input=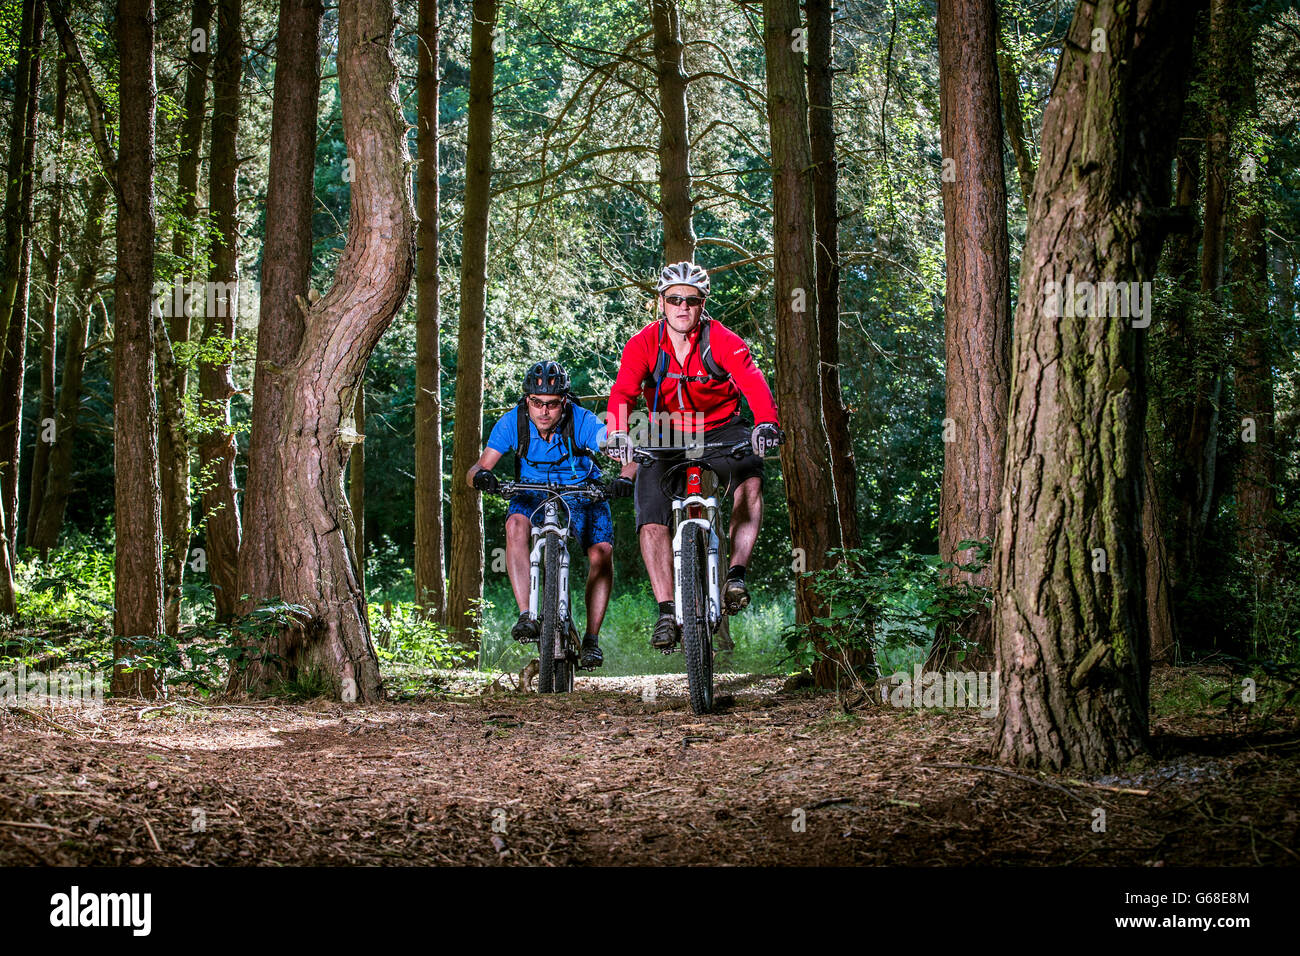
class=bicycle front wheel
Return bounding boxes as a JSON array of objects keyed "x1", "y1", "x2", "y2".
[
  {"x1": 680, "y1": 523, "x2": 714, "y2": 714},
  {"x1": 553, "y1": 618, "x2": 575, "y2": 693},
  {"x1": 538, "y1": 531, "x2": 562, "y2": 694}
]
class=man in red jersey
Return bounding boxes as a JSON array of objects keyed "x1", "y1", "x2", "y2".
[{"x1": 605, "y1": 262, "x2": 783, "y2": 650}]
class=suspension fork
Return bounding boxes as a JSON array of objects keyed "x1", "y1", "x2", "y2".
[{"x1": 527, "y1": 501, "x2": 571, "y2": 654}]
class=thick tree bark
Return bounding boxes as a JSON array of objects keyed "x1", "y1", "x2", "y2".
[
  {"x1": 197, "y1": 0, "x2": 244, "y2": 620},
  {"x1": 0, "y1": 0, "x2": 42, "y2": 576},
  {"x1": 806, "y1": 0, "x2": 859, "y2": 552},
  {"x1": 113, "y1": 0, "x2": 164, "y2": 698},
  {"x1": 413, "y1": 0, "x2": 446, "y2": 624},
  {"x1": 159, "y1": 0, "x2": 213, "y2": 636},
  {"x1": 993, "y1": 0, "x2": 1200, "y2": 771},
  {"x1": 651, "y1": 0, "x2": 695, "y2": 262},
  {"x1": 447, "y1": 0, "x2": 497, "y2": 647},
  {"x1": 236, "y1": 0, "x2": 323, "y2": 615},
  {"x1": 236, "y1": 0, "x2": 414, "y2": 701},
  {"x1": 928, "y1": 0, "x2": 1010, "y2": 673},
  {"x1": 29, "y1": 177, "x2": 109, "y2": 553},
  {"x1": 25, "y1": 59, "x2": 67, "y2": 549},
  {"x1": 1230, "y1": 21, "x2": 1273, "y2": 563},
  {"x1": 765, "y1": 0, "x2": 870, "y2": 689}
]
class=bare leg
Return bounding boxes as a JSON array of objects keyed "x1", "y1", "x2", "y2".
[
  {"x1": 728, "y1": 477, "x2": 764, "y2": 567},
  {"x1": 584, "y1": 542, "x2": 613, "y2": 634},
  {"x1": 639, "y1": 522, "x2": 675, "y2": 603},
  {"x1": 505, "y1": 513, "x2": 532, "y2": 613}
]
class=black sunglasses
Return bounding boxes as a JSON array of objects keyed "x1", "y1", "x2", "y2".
[
  {"x1": 526, "y1": 396, "x2": 565, "y2": 410},
  {"x1": 664, "y1": 294, "x2": 705, "y2": 308}
]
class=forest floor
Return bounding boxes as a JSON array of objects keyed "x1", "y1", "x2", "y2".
[{"x1": 1, "y1": 666, "x2": 1297, "y2": 866}]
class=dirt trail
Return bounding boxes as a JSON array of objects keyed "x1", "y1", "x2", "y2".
[{"x1": 2, "y1": 671, "x2": 1297, "y2": 865}]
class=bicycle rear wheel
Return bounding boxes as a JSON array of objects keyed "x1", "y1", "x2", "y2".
[
  {"x1": 538, "y1": 532, "x2": 561, "y2": 694},
  {"x1": 680, "y1": 523, "x2": 714, "y2": 714}
]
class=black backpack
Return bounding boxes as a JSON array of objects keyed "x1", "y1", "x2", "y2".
[{"x1": 513, "y1": 391, "x2": 592, "y2": 481}]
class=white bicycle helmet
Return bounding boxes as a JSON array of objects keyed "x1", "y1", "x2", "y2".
[{"x1": 655, "y1": 261, "x2": 710, "y2": 296}]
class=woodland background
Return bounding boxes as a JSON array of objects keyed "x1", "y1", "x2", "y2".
[{"x1": 0, "y1": 0, "x2": 1296, "y2": 773}]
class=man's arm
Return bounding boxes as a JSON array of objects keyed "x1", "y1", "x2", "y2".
[
  {"x1": 713, "y1": 324, "x2": 780, "y2": 425},
  {"x1": 466, "y1": 447, "x2": 504, "y2": 488},
  {"x1": 606, "y1": 326, "x2": 653, "y2": 435}
]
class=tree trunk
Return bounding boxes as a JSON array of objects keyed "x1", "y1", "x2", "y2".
[
  {"x1": 996, "y1": 29, "x2": 1036, "y2": 212},
  {"x1": 236, "y1": 0, "x2": 414, "y2": 702},
  {"x1": 349, "y1": 378, "x2": 365, "y2": 601},
  {"x1": 1143, "y1": 446, "x2": 1177, "y2": 664},
  {"x1": 992, "y1": 0, "x2": 1200, "y2": 772},
  {"x1": 112, "y1": 0, "x2": 164, "y2": 698},
  {"x1": 1149, "y1": 82, "x2": 1203, "y2": 633},
  {"x1": 928, "y1": 0, "x2": 1010, "y2": 673},
  {"x1": 0, "y1": 0, "x2": 39, "y2": 352},
  {"x1": 29, "y1": 177, "x2": 109, "y2": 554},
  {"x1": 807, "y1": 0, "x2": 859, "y2": 552},
  {"x1": 0, "y1": 0, "x2": 39, "y2": 613},
  {"x1": 1169, "y1": 0, "x2": 1230, "y2": 588},
  {"x1": 447, "y1": 0, "x2": 497, "y2": 647},
  {"x1": 159, "y1": 0, "x2": 213, "y2": 636},
  {"x1": 0, "y1": 0, "x2": 42, "y2": 575},
  {"x1": 236, "y1": 0, "x2": 323, "y2": 616},
  {"x1": 413, "y1": 0, "x2": 446, "y2": 624},
  {"x1": 25, "y1": 59, "x2": 66, "y2": 550},
  {"x1": 765, "y1": 0, "x2": 870, "y2": 689},
  {"x1": 1229, "y1": 16, "x2": 1272, "y2": 563},
  {"x1": 197, "y1": 0, "x2": 243, "y2": 621},
  {"x1": 25, "y1": 61, "x2": 65, "y2": 542},
  {"x1": 651, "y1": 0, "x2": 695, "y2": 262}
]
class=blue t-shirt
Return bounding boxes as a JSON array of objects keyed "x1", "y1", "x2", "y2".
[{"x1": 486, "y1": 404, "x2": 606, "y2": 484}]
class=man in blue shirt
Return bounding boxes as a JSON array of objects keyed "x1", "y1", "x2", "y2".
[{"x1": 466, "y1": 361, "x2": 632, "y2": 668}]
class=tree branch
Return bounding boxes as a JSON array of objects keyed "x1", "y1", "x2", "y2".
[{"x1": 48, "y1": 0, "x2": 117, "y2": 184}]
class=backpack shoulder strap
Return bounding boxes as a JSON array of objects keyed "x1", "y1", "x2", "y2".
[
  {"x1": 562, "y1": 402, "x2": 577, "y2": 446},
  {"x1": 642, "y1": 321, "x2": 671, "y2": 391},
  {"x1": 514, "y1": 400, "x2": 529, "y2": 481},
  {"x1": 699, "y1": 317, "x2": 731, "y2": 383}
]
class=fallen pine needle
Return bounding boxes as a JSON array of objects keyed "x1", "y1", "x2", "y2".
[
  {"x1": 921, "y1": 761, "x2": 1094, "y2": 808},
  {"x1": 6, "y1": 706, "x2": 84, "y2": 737},
  {"x1": 142, "y1": 818, "x2": 162, "y2": 853},
  {"x1": 0, "y1": 819, "x2": 77, "y2": 835}
]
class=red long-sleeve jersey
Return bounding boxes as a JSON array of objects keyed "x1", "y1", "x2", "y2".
[{"x1": 606, "y1": 318, "x2": 780, "y2": 435}]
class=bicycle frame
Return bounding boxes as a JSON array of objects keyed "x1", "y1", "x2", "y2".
[
  {"x1": 526, "y1": 496, "x2": 572, "y2": 649},
  {"x1": 497, "y1": 481, "x2": 606, "y2": 671},
  {"x1": 632, "y1": 441, "x2": 748, "y2": 642},
  {"x1": 671, "y1": 466, "x2": 722, "y2": 633}
]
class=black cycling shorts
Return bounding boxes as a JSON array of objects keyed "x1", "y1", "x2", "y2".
[{"x1": 634, "y1": 418, "x2": 765, "y2": 529}]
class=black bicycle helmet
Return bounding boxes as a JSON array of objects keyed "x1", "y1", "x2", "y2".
[{"x1": 523, "y1": 360, "x2": 570, "y2": 395}]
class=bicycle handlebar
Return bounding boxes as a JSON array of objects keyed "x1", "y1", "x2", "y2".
[
  {"x1": 491, "y1": 480, "x2": 611, "y2": 501},
  {"x1": 631, "y1": 433, "x2": 785, "y2": 465}
]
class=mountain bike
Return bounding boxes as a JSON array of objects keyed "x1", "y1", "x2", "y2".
[
  {"x1": 631, "y1": 437, "x2": 783, "y2": 714},
  {"x1": 492, "y1": 481, "x2": 611, "y2": 694}
]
